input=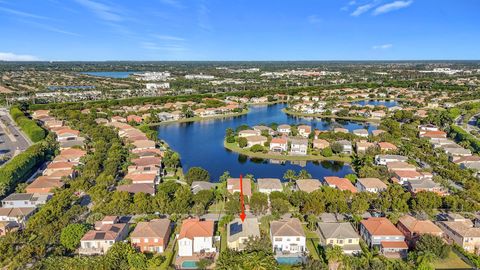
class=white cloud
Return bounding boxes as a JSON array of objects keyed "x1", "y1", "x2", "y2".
[
  {"x1": 140, "y1": 42, "x2": 186, "y2": 52},
  {"x1": 373, "y1": 1, "x2": 413, "y2": 15},
  {"x1": 159, "y1": 0, "x2": 184, "y2": 9},
  {"x1": 74, "y1": 0, "x2": 123, "y2": 22},
  {"x1": 153, "y1": 34, "x2": 185, "y2": 41},
  {"x1": 0, "y1": 6, "x2": 49, "y2": 20},
  {"x1": 0, "y1": 52, "x2": 39, "y2": 61},
  {"x1": 372, "y1": 44, "x2": 393, "y2": 50},
  {"x1": 351, "y1": 3, "x2": 376, "y2": 16}
]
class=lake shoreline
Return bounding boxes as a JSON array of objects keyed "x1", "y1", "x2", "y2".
[
  {"x1": 223, "y1": 140, "x2": 352, "y2": 163},
  {"x1": 148, "y1": 109, "x2": 250, "y2": 126},
  {"x1": 282, "y1": 108, "x2": 381, "y2": 123}
]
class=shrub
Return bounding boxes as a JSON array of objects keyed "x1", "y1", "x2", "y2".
[
  {"x1": 226, "y1": 136, "x2": 235, "y2": 143},
  {"x1": 250, "y1": 145, "x2": 264, "y2": 153},
  {"x1": 238, "y1": 137, "x2": 248, "y2": 148},
  {"x1": 10, "y1": 106, "x2": 45, "y2": 142}
]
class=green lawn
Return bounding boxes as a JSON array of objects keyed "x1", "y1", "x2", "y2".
[
  {"x1": 207, "y1": 201, "x2": 225, "y2": 213},
  {"x1": 302, "y1": 225, "x2": 321, "y2": 260},
  {"x1": 219, "y1": 226, "x2": 227, "y2": 252},
  {"x1": 433, "y1": 251, "x2": 471, "y2": 269}
]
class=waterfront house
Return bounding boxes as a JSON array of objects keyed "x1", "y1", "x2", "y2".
[
  {"x1": 323, "y1": 176, "x2": 357, "y2": 193},
  {"x1": 289, "y1": 138, "x2": 308, "y2": 155},
  {"x1": 336, "y1": 140, "x2": 353, "y2": 154},
  {"x1": 178, "y1": 218, "x2": 216, "y2": 257},
  {"x1": 295, "y1": 179, "x2": 321, "y2": 193},
  {"x1": 312, "y1": 139, "x2": 329, "y2": 150},
  {"x1": 238, "y1": 129, "x2": 261, "y2": 138},
  {"x1": 397, "y1": 215, "x2": 443, "y2": 247},
  {"x1": 227, "y1": 218, "x2": 261, "y2": 251},
  {"x1": 227, "y1": 178, "x2": 252, "y2": 198},
  {"x1": 132, "y1": 140, "x2": 156, "y2": 151},
  {"x1": 79, "y1": 216, "x2": 129, "y2": 255},
  {"x1": 352, "y1": 129, "x2": 369, "y2": 138},
  {"x1": 371, "y1": 129, "x2": 386, "y2": 137},
  {"x1": 277, "y1": 124, "x2": 291, "y2": 135},
  {"x1": 333, "y1": 127, "x2": 349, "y2": 133},
  {"x1": 375, "y1": 154, "x2": 408, "y2": 165},
  {"x1": 360, "y1": 217, "x2": 408, "y2": 258},
  {"x1": 257, "y1": 178, "x2": 283, "y2": 194},
  {"x1": 371, "y1": 110, "x2": 386, "y2": 119},
  {"x1": 246, "y1": 135, "x2": 267, "y2": 148},
  {"x1": 270, "y1": 218, "x2": 306, "y2": 255},
  {"x1": 131, "y1": 219, "x2": 171, "y2": 253},
  {"x1": 355, "y1": 178, "x2": 387, "y2": 193},
  {"x1": 317, "y1": 222, "x2": 361, "y2": 255},
  {"x1": 127, "y1": 115, "x2": 143, "y2": 123},
  {"x1": 270, "y1": 138, "x2": 288, "y2": 152},
  {"x1": 297, "y1": 125, "x2": 311, "y2": 138},
  {"x1": 438, "y1": 214, "x2": 480, "y2": 254},
  {"x1": 253, "y1": 125, "x2": 275, "y2": 136},
  {"x1": 191, "y1": 181, "x2": 216, "y2": 194}
]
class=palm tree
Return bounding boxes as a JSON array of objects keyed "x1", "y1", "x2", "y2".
[
  {"x1": 297, "y1": 169, "x2": 312, "y2": 179},
  {"x1": 325, "y1": 245, "x2": 344, "y2": 269},
  {"x1": 283, "y1": 169, "x2": 297, "y2": 184}
]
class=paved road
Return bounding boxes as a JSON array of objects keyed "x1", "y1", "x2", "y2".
[{"x1": 0, "y1": 108, "x2": 32, "y2": 165}]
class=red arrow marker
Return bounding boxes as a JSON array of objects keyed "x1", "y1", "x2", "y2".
[{"x1": 239, "y1": 174, "x2": 246, "y2": 222}]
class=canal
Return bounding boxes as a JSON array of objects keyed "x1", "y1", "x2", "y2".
[{"x1": 157, "y1": 103, "x2": 378, "y2": 181}]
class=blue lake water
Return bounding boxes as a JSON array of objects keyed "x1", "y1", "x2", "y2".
[
  {"x1": 81, "y1": 71, "x2": 140, "y2": 78},
  {"x1": 351, "y1": 100, "x2": 399, "y2": 108},
  {"x1": 157, "y1": 103, "x2": 377, "y2": 181}
]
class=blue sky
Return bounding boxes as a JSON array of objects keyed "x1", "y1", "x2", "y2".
[{"x1": 0, "y1": 0, "x2": 478, "y2": 61}]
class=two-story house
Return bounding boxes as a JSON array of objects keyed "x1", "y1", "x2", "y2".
[
  {"x1": 270, "y1": 218, "x2": 306, "y2": 255},
  {"x1": 177, "y1": 218, "x2": 216, "y2": 257},
  {"x1": 130, "y1": 219, "x2": 171, "y2": 253},
  {"x1": 79, "y1": 216, "x2": 129, "y2": 255},
  {"x1": 360, "y1": 217, "x2": 408, "y2": 258},
  {"x1": 317, "y1": 222, "x2": 361, "y2": 255}
]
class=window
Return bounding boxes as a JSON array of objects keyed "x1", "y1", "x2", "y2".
[
  {"x1": 348, "y1": 239, "x2": 352, "y2": 244},
  {"x1": 144, "y1": 238, "x2": 149, "y2": 243},
  {"x1": 296, "y1": 238, "x2": 300, "y2": 241},
  {"x1": 275, "y1": 238, "x2": 282, "y2": 242},
  {"x1": 154, "y1": 238, "x2": 158, "y2": 243}
]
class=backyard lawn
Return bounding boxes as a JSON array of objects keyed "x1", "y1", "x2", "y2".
[{"x1": 433, "y1": 251, "x2": 471, "y2": 269}]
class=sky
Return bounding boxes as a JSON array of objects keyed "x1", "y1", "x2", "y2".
[{"x1": 0, "y1": 0, "x2": 479, "y2": 61}]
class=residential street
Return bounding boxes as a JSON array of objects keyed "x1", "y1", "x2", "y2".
[{"x1": 0, "y1": 107, "x2": 32, "y2": 165}]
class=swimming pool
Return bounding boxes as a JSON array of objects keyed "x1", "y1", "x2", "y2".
[
  {"x1": 276, "y1": 256, "x2": 303, "y2": 265},
  {"x1": 181, "y1": 260, "x2": 198, "y2": 269}
]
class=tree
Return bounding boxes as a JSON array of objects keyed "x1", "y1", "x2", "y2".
[
  {"x1": 307, "y1": 214, "x2": 317, "y2": 230},
  {"x1": 250, "y1": 144, "x2": 264, "y2": 153},
  {"x1": 415, "y1": 234, "x2": 450, "y2": 259},
  {"x1": 250, "y1": 192, "x2": 268, "y2": 215},
  {"x1": 196, "y1": 258, "x2": 213, "y2": 270},
  {"x1": 225, "y1": 128, "x2": 234, "y2": 137},
  {"x1": 271, "y1": 198, "x2": 290, "y2": 216},
  {"x1": 185, "y1": 167, "x2": 210, "y2": 185},
  {"x1": 60, "y1": 223, "x2": 89, "y2": 251},
  {"x1": 321, "y1": 147, "x2": 333, "y2": 157},
  {"x1": 297, "y1": 169, "x2": 312, "y2": 179},
  {"x1": 219, "y1": 171, "x2": 231, "y2": 182},
  {"x1": 330, "y1": 142, "x2": 343, "y2": 154},
  {"x1": 238, "y1": 137, "x2": 248, "y2": 148},
  {"x1": 283, "y1": 169, "x2": 297, "y2": 184},
  {"x1": 326, "y1": 245, "x2": 344, "y2": 269},
  {"x1": 132, "y1": 192, "x2": 152, "y2": 214}
]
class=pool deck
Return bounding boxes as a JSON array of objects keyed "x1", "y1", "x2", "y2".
[{"x1": 175, "y1": 253, "x2": 218, "y2": 269}]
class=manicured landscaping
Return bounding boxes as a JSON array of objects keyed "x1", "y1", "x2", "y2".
[
  {"x1": 432, "y1": 250, "x2": 471, "y2": 269},
  {"x1": 282, "y1": 108, "x2": 381, "y2": 123}
]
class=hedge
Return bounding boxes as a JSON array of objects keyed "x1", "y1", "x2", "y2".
[
  {"x1": 9, "y1": 106, "x2": 46, "y2": 142},
  {"x1": 450, "y1": 125, "x2": 480, "y2": 153},
  {"x1": 0, "y1": 141, "x2": 54, "y2": 197}
]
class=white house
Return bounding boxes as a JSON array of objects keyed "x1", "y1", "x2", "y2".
[
  {"x1": 375, "y1": 154, "x2": 408, "y2": 165},
  {"x1": 257, "y1": 178, "x2": 283, "y2": 194},
  {"x1": 270, "y1": 218, "x2": 306, "y2": 255},
  {"x1": 178, "y1": 219, "x2": 216, "y2": 257}
]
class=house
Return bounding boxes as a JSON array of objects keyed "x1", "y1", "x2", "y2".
[
  {"x1": 371, "y1": 111, "x2": 386, "y2": 119},
  {"x1": 407, "y1": 178, "x2": 447, "y2": 196},
  {"x1": 360, "y1": 217, "x2": 408, "y2": 258},
  {"x1": 443, "y1": 146, "x2": 472, "y2": 158},
  {"x1": 277, "y1": 124, "x2": 291, "y2": 135},
  {"x1": 356, "y1": 141, "x2": 375, "y2": 153},
  {"x1": 253, "y1": 125, "x2": 275, "y2": 136},
  {"x1": 377, "y1": 142, "x2": 397, "y2": 152},
  {"x1": 116, "y1": 183, "x2": 155, "y2": 195},
  {"x1": 227, "y1": 178, "x2": 252, "y2": 197},
  {"x1": 79, "y1": 216, "x2": 129, "y2": 255},
  {"x1": 127, "y1": 115, "x2": 143, "y2": 123},
  {"x1": 54, "y1": 148, "x2": 86, "y2": 163},
  {"x1": 372, "y1": 130, "x2": 386, "y2": 137},
  {"x1": 386, "y1": 161, "x2": 417, "y2": 172},
  {"x1": 333, "y1": 128, "x2": 349, "y2": 133},
  {"x1": 124, "y1": 173, "x2": 158, "y2": 184},
  {"x1": 336, "y1": 140, "x2": 353, "y2": 154},
  {"x1": 391, "y1": 170, "x2": 423, "y2": 185},
  {"x1": 131, "y1": 219, "x2": 171, "y2": 253},
  {"x1": 177, "y1": 218, "x2": 216, "y2": 257},
  {"x1": 418, "y1": 124, "x2": 440, "y2": 135},
  {"x1": 0, "y1": 221, "x2": 18, "y2": 236},
  {"x1": 191, "y1": 181, "x2": 216, "y2": 194},
  {"x1": 356, "y1": 178, "x2": 387, "y2": 193},
  {"x1": 270, "y1": 218, "x2": 306, "y2": 254},
  {"x1": 323, "y1": 176, "x2": 357, "y2": 193},
  {"x1": 297, "y1": 125, "x2": 311, "y2": 138},
  {"x1": 238, "y1": 129, "x2": 261, "y2": 138},
  {"x1": 353, "y1": 129, "x2": 369, "y2": 138},
  {"x1": 0, "y1": 207, "x2": 36, "y2": 226},
  {"x1": 270, "y1": 138, "x2": 288, "y2": 152},
  {"x1": 289, "y1": 138, "x2": 308, "y2": 155},
  {"x1": 227, "y1": 218, "x2": 261, "y2": 251},
  {"x1": 25, "y1": 176, "x2": 64, "y2": 194},
  {"x1": 375, "y1": 155, "x2": 408, "y2": 165},
  {"x1": 55, "y1": 128, "x2": 80, "y2": 141},
  {"x1": 420, "y1": 130, "x2": 447, "y2": 139},
  {"x1": 438, "y1": 214, "x2": 480, "y2": 254},
  {"x1": 111, "y1": 116, "x2": 127, "y2": 123},
  {"x1": 246, "y1": 135, "x2": 267, "y2": 148},
  {"x1": 296, "y1": 179, "x2": 321, "y2": 193},
  {"x1": 317, "y1": 222, "x2": 361, "y2": 255},
  {"x1": 397, "y1": 215, "x2": 443, "y2": 247},
  {"x1": 257, "y1": 178, "x2": 283, "y2": 194},
  {"x1": 132, "y1": 140, "x2": 156, "y2": 151},
  {"x1": 312, "y1": 139, "x2": 329, "y2": 150},
  {"x1": 1, "y1": 193, "x2": 51, "y2": 208},
  {"x1": 43, "y1": 162, "x2": 76, "y2": 176}
]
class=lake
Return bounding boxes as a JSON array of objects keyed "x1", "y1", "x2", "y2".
[
  {"x1": 157, "y1": 103, "x2": 377, "y2": 181},
  {"x1": 351, "y1": 100, "x2": 399, "y2": 108},
  {"x1": 81, "y1": 71, "x2": 141, "y2": 78}
]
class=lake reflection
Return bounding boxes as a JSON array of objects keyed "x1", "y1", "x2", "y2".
[{"x1": 157, "y1": 103, "x2": 366, "y2": 181}]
